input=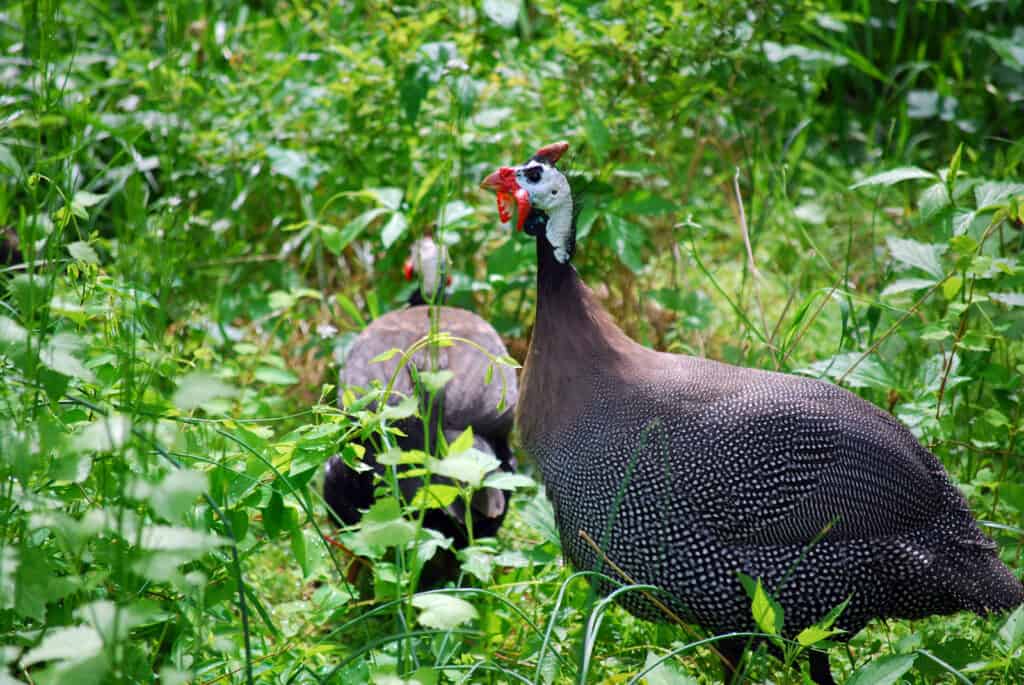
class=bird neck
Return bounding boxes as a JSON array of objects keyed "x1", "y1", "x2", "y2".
[
  {"x1": 407, "y1": 286, "x2": 446, "y2": 307},
  {"x1": 519, "y1": 222, "x2": 638, "y2": 449}
]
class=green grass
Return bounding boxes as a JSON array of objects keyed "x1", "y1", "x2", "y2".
[{"x1": 1, "y1": 1, "x2": 1023, "y2": 683}]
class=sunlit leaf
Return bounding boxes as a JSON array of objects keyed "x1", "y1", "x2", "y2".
[
  {"x1": 411, "y1": 593, "x2": 477, "y2": 629},
  {"x1": 845, "y1": 653, "x2": 916, "y2": 685},
  {"x1": 173, "y1": 372, "x2": 238, "y2": 411},
  {"x1": 886, "y1": 237, "x2": 946, "y2": 279},
  {"x1": 20, "y1": 625, "x2": 103, "y2": 667},
  {"x1": 850, "y1": 167, "x2": 936, "y2": 189},
  {"x1": 642, "y1": 650, "x2": 699, "y2": 685}
]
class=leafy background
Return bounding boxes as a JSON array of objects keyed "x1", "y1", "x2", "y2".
[{"x1": 1, "y1": 0, "x2": 1023, "y2": 683}]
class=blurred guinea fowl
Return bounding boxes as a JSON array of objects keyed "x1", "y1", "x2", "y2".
[
  {"x1": 480, "y1": 142, "x2": 1023, "y2": 684},
  {"x1": 324, "y1": 236, "x2": 518, "y2": 554}
]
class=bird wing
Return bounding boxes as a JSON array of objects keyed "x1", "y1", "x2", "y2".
[
  {"x1": 340, "y1": 306, "x2": 518, "y2": 439},
  {"x1": 655, "y1": 361, "x2": 961, "y2": 546}
]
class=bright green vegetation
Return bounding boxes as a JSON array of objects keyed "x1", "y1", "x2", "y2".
[{"x1": 2, "y1": 1, "x2": 1023, "y2": 683}]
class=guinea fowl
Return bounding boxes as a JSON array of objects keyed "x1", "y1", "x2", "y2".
[
  {"x1": 480, "y1": 143, "x2": 1024, "y2": 684},
  {"x1": 324, "y1": 236, "x2": 518, "y2": 557}
]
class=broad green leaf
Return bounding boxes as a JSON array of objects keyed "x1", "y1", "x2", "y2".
[
  {"x1": 419, "y1": 369, "x2": 453, "y2": 394},
  {"x1": 990, "y1": 292, "x2": 1024, "y2": 307},
  {"x1": 359, "y1": 499, "x2": 416, "y2": 549},
  {"x1": 364, "y1": 187, "x2": 403, "y2": 211},
  {"x1": 172, "y1": 372, "x2": 238, "y2": 411},
  {"x1": 881, "y1": 278, "x2": 936, "y2": 296},
  {"x1": 482, "y1": 472, "x2": 536, "y2": 490},
  {"x1": 458, "y1": 545, "x2": 496, "y2": 582},
  {"x1": 845, "y1": 653, "x2": 916, "y2": 685},
  {"x1": 941, "y1": 275, "x2": 962, "y2": 299},
  {"x1": 0, "y1": 315, "x2": 27, "y2": 344},
  {"x1": 918, "y1": 183, "x2": 950, "y2": 219},
  {"x1": 448, "y1": 427, "x2": 474, "y2": 455},
  {"x1": 369, "y1": 348, "x2": 401, "y2": 364},
  {"x1": 382, "y1": 395, "x2": 418, "y2": 420},
  {"x1": 73, "y1": 191, "x2": 106, "y2": 208},
  {"x1": 254, "y1": 366, "x2": 298, "y2": 385},
  {"x1": 750, "y1": 578, "x2": 783, "y2": 636},
  {"x1": 482, "y1": 0, "x2": 519, "y2": 28},
  {"x1": 138, "y1": 525, "x2": 228, "y2": 551},
  {"x1": 380, "y1": 211, "x2": 407, "y2": 248},
  {"x1": 150, "y1": 470, "x2": 207, "y2": 523},
  {"x1": 851, "y1": 167, "x2": 936, "y2": 189},
  {"x1": 409, "y1": 484, "x2": 461, "y2": 509},
  {"x1": 324, "y1": 208, "x2": 389, "y2": 255},
  {"x1": 439, "y1": 200, "x2": 474, "y2": 226},
  {"x1": 428, "y1": 449, "x2": 500, "y2": 487},
  {"x1": 40, "y1": 333, "x2": 96, "y2": 383},
  {"x1": 20, "y1": 625, "x2": 103, "y2": 667},
  {"x1": 641, "y1": 650, "x2": 699, "y2": 685},
  {"x1": 67, "y1": 241, "x2": 99, "y2": 264},
  {"x1": 975, "y1": 181, "x2": 1024, "y2": 209},
  {"x1": 411, "y1": 593, "x2": 477, "y2": 629},
  {"x1": 886, "y1": 237, "x2": 946, "y2": 279},
  {"x1": 73, "y1": 414, "x2": 131, "y2": 454},
  {"x1": 999, "y1": 603, "x2": 1024, "y2": 653},
  {"x1": 796, "y1": 625, "x2": 838, "y2": 646},
  {"x1": 0, "y1": 548, "x2": 15, "y2": 610}
]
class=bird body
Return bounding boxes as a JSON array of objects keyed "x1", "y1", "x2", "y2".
[
  {"x1": 481, "y1": 143, "x2": 1023, "y2": 681},
  {"x1": 324, "y1": 240, "x2": 518, "y2": 552}
]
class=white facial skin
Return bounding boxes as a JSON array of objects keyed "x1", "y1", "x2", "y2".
[
  {"x1": 516, "y1": 161, "x2": 574, "y2": 263},
  {"x1": 411, "y1": 236, "x2": 444, "y2": 296}
]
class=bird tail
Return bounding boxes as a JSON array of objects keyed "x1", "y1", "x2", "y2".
[{"x1": 939, "y1": 545, "x2": 1024, "y2": 615}]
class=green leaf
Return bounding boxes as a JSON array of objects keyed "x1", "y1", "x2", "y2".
[
  {"x1": 584, "y1": 107, "x2": 611, "y2": 163},
  {"x1": 941, "y1": 275, "x2": 962, "y2": 300},
  {"x1": 40, "y1": 333, "x2": 96, "y2": 383},
  {"x1": 448, "y1": 427, "x2": 474, "y2": 455},
  {"x1": 0, "y1": 143, "x2": 22, "y2": 177},
  {"x1": 369, "y1": 348, "x2": 401, "y2": 364},
  {"x1": 138, "y1": 525, "x2": 228, "y2": 551},
  {"x1": 482, "y1": 472, "x2": 536, "y2": 490},
  {"x1": 881, "y1": 278, "x2": 936, "y2": 296},
  {"x1": 419, "y1": 369, "x2": 454, "y2": 394},
  {"x1": 380, "y1": 211, "x2": 407, "y2": 247},
  {"x1": 67, "y1": 241, "x2": 99, "y2": 264},
  {"x1": 850, "y1": 167, "x2": 936, "y2": 189},
  {"x1": 263, "y1": 492, "x2": 284, "y2": 538},
  {"x1": 428, "y1": 449, "x2": 500, "y2": 487},
  {"x1": 324, "y1": 208, "x2": 389, "y2": 255},
  {"x1": 364, "y1": 187, "x2": 403, "y2": 211},
  {"x1": 73, "y1": 414, "x2": 131, "y2": 454},
  {"x1": 382, "y1": 395, "x2": 418, "y2": 420},
  {"x1": 845, "y1": 653, "x2": 917, "y2": 685},
  {"x1": 998, "y1": 603, "x2": 1024, "y2": 653},
  {"x1": 886, "y1": 237, "x2": 946, "y2": 279},
  {"x1": 254, "y1": 366, "x2": 298, "y2": 385},
  {"x1": 20, "y1": 625, "x2": 103, "y2": 667},
  {"x1": 409, "y1": 484, "x2": 461, "y2": 510},
  {"x1": 0, "y1": 315, "x2": 28, "y2": 344},
  {"x1": 641, "y1": 650, "x2": 699, "y2": 685},
  {"x1": 172, "y1": 372, "x2": 238, "y2": 411},
  {"x1": 796, "y1": 625, "x2": 838, "y2": 646},
  {"x1": 481, "y1": 0, "x2": 519, "y2": 28},
  {"x1": 797, "y1": 352, "x2": 893, "y2": 390},
  {"x1": 73, "y1": 191, "x2": 106, "y2": 208},
  {"x1": 150, "y1": 470, "x2": 207, "y2": 524},
  {"x1": 750, "y1": 578, "x2": 783, "y2": 636},
  {"x1": 411, "y1": 593, "x2": 477, "y2": 629},
  {"x1": 359, "y1": 499, "x2": 416, "y2": 549},
  {"x1": 990, "y1": 292, "x2": 1024, "y2": 307}
]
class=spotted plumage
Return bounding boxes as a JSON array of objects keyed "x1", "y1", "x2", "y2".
[{"x1": 482, "y1": 143, "x2": 1024, "y2": 684}]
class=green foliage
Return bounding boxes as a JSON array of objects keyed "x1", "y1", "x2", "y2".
[{"x1": 1, "y1": 0, "x2": 1022, "y2": 683}]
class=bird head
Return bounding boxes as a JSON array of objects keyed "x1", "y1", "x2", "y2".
[
  {"x1": 404, "y1": 235, "x2": 451, "y2": 304},
  {"x1": 480, "y1": 141, "x2": 575, "y2": 263}
]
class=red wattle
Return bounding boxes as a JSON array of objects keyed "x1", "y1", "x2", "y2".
[{"x1": 514, "y1": 188, "x2": 531, "y2": 232}]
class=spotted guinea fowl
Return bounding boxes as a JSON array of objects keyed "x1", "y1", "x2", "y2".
[
  {"x1": 480, "y1": 142, "x2": 1024, "y2": 684},
  {"x1": 324, "y1": 236, "x2": 518, "y2": 553}
]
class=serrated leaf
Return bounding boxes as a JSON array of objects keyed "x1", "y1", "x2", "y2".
[
  {"x1": 845, "y1": 653, "x2": 916, "y2": 685},
  {"x1": 411, "y1": 593, "x2": 477, "y2": 629},
  {"x1": 172, "y1": 372, "x2": 238, "y2": 411},
  {"x1": 850, "y1": 167, "x2": 936, "y2": 189},
  {"x1": 40, "y1": 332, "x2": 96, "y2": 382},
  {"x1": 150, "y1": 470, "x2": 207, "y2": 523},
  {"x1": 886, "y1": 237, "x2": 946, "y2": 279},
  {"x1": 918, "y1": 183, "x2": 950, "y2": 219},
  {"x1": 359, "y1": 499, "x2": 416, "y2": 549}
]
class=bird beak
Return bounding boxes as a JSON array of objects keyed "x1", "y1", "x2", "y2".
[
  {"x1": 480, "y1": 166, "x2": 531, "y2": 232},
  {"x1": 403, "y1": 259, "x2": 414, "y2": 281}
]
